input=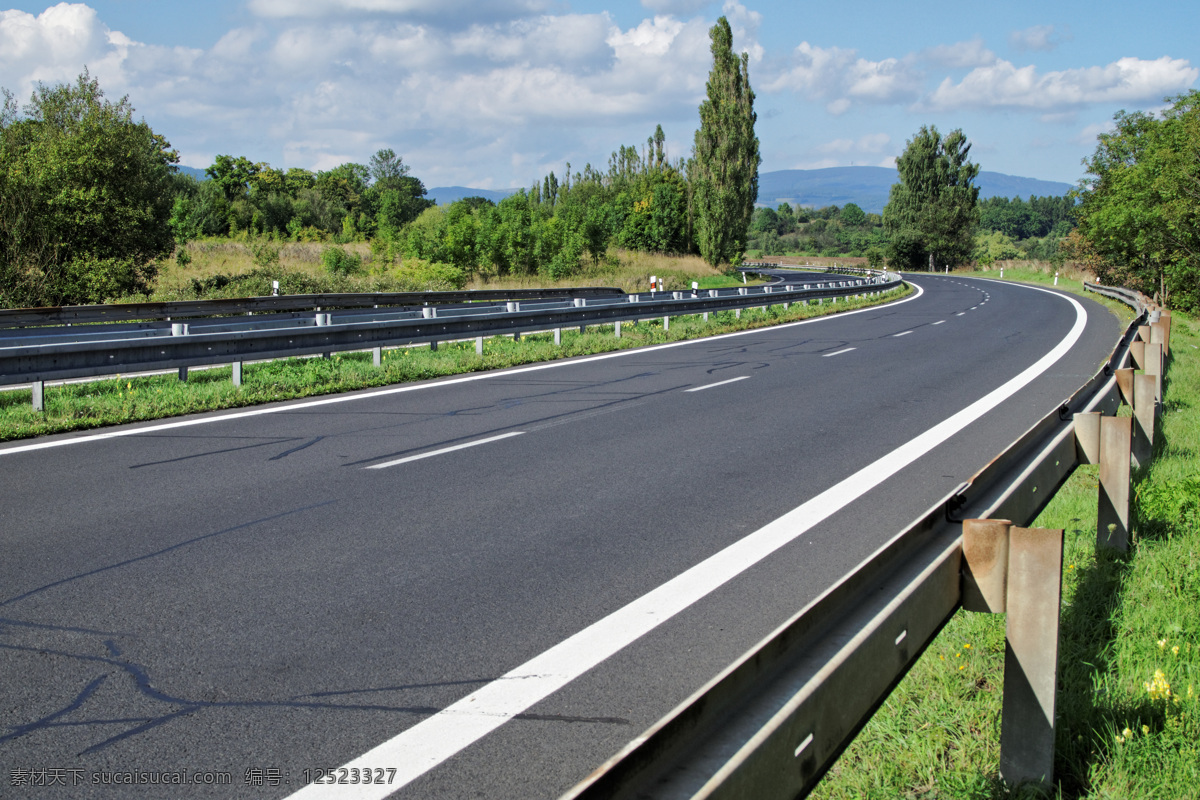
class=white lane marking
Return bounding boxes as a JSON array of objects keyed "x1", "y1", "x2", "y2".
[
  {"x1": 285, "y1": 284, "x2": 1088, "y2": 800},
  {"x1": 822, "y1": 347, "x2": 856, "y2": 358},
  {"x1": 956, "y1": 312, "x2": 966, "y2": 316},
  {"x1": 932, "y1": 321, "x2": 946, "y2": 326},
  {"x1": 893, "y1": 331, "x2": 913, "y2": 337},
  {"x1": 685, "y1": 376, "x2": 750, "y2": 393},
  {"x1": 364, "y1": 432, "x2": 525, "y2": 470},
  {"x1": 0, "y1": 284, "x2": 924, "y2": 458}
]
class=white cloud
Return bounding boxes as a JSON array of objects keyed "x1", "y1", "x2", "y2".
[
  {"x1": 640, "y1": 0, "x2": 711, "y2": 13},
  {"x1": 1009, "y1": 24, "x2": 1067, "y2": 53},
  {"x1": 247, "y1": 0, "x2": 548, "y2": 22},
  {"x1": 765, "y1": 41, "x2": 922, "y2": 112},
  {"x1": 1073, "y1": 120, "x2": 1115, "y2": 146},
  {"x1": 925, "y1": 56, "x2": 1200, "y2": 110},
  {"x1": 922, "y1": 37, "x2": 996, "y2": 69}
]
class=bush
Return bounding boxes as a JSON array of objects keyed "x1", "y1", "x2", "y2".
[{"x1": 322, "y1": 246, "x2": 362, "y2": 276}]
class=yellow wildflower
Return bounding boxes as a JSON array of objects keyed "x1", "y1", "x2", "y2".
[
  {"x1": 1142, "y1": 725, "x2": 1150, "y2": 735},
  {"x1": 1145, "y1": 669, "x2": 1172, "y2": 701},
  {"x1": 1172, "y1": 646, "x2": 1180, "y2": 656},
  {"x1": 1158, "y1": 639, "x2": 1167, "y2": 649},
  {"x1": 964, "y1": 644, "x2": 972, "y2": 650},
  {"x1": 1122, "y1": 727, "x2": 1133, "y2": 738}
]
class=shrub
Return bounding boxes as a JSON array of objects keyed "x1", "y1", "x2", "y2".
[{"x1": 322, "y1": 246, "x2": 363, "y2": 276}]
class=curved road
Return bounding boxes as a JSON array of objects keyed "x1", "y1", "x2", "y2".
[{"x1": 0, "y1": 274, "x2": 1119, "y2": 798}]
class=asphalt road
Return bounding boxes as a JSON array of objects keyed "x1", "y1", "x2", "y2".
[{"x1": 0, "y1": 274, "x2": 1120, "y2": 799}]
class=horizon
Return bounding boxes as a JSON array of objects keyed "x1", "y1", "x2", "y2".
[{"x1": 2, "y1": 1, "x2": 1195, "y2": 189}]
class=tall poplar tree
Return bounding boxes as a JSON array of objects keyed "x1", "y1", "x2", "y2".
[
  {"x1": 883, "y1": 125, "x2": 980, "y2": 270},
  {"x1": 691, "y1": 16, "x2": 759, "y2": 268}
]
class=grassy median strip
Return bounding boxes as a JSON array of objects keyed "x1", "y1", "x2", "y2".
[
  {"x1": 0, "y1": 285, "x2": 909, "y2": 442},
  {"x1": 813, "y1": 307, "x2": 1200, "y2": 799}
]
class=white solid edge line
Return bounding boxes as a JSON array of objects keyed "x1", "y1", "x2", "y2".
[
  {"x1": 822, "y1": 347, "x2": 856, "y2": 358},
  {"x1": 284, "y1": 283, "x2": 1087, "y2": 800},
  {"x1": 685, "y1": 376, "x2": 750, "y2": 393},
  {"x1": 364, "y1": 432, "x2": 524, "y2": 470},
  {"x1": 0, "y1": 283, "x2": 924, "y2": 458}
]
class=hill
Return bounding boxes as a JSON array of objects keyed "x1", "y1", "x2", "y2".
[{"x1": 756, "y1": 167, "x2": 1072, "y2": 214}]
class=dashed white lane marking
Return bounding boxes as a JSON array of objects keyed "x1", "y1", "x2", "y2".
[
  {"x1": 685, "y1": 376, "x2": 751, "y2": 393},
  {"x1": 932, "y1": 321, "x2": 946, "y2": 325},
  {"x1": 956, "y1": 312, "x2": 966, "y2": 316},
  {"x1": 893, "y1": 331, "x2": 913, "y2": 337},
  {"x1": 823, "y1": 347, "x2": 857, "y2": 358},
  {"x1": 364, "y1": 432, "x2": 525, "y2": 469},
  {"x1": 285, "y1": 283, "x2": 1089, "y2": 800},
  {"x1": 0, "y1": 284, "x2": 926, "y2": 458}
]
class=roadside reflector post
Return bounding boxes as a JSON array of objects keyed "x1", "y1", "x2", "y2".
[
  {"x1": 1132, "y1": 373, "x2": 1156, "y2": 467},
  {"x1": 32, "y1": 380, "x2": 45, "y2": 412},
  {"x1": 663, "y1": 316, "x2": 669, "y2": 331},
  {"x1": 476, "y1": 336, "x2": 483, "y2": 355},
  {"x1": 1073, "y1": 412, "x2": 1101, "y2": 465},
  {"x1": 232, "y1": 361, "x2": 243, "y2": 386},
  {"x1": 614, "y1": 321, "x2": 621, "y2": 338},
  {"x1": 373, "y1": 347, "x2": 382, "y2": 367},
  {"x1": 1098, "y1": 416, "x2": 1132, "y2": 551},
  {"x1": 554, "y1": 328, "x2": 561, "y2": 345}
]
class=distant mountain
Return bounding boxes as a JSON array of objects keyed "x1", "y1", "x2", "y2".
[
  {"x1": 757, "y1": 167, "x2": 1072, "y2": 215},
  {"x1": 176, "y1": 165, "x2": 1072, "y2": 215},
  {"x1": 426, "y1": 186, "x2": 521, "y2": 205},
  {"x1": 176, "y1": 165, "x2": 208, "y2": 180}
]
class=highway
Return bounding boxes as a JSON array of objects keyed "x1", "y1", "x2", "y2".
[{"x1": 0, "y1": 274, "x2": 1120, "y2": 798}]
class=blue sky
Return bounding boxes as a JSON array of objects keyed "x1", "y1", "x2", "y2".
[{"x1": 2, "y1": 1, "x2": 1196, "y2": 191}]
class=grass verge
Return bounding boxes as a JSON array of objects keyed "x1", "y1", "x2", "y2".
[
  {"x1": 0, "y1": 285, "x2": 910, "y2": 442},
  {"x1": 812, "y1": 310, "x2": 1200, "y2": 799}
]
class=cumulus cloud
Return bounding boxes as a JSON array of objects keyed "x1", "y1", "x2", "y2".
[
  {"x1": 925, "y1": 55, "x2": 1200, "y2": 110},
  {"x1": 765, "y1": 41, "x2": 922, "y2": 113},
  {"x1": 921, "y1": 37, "x2": 996, "y2": 69},
  {"x1": 0, "y1": 3, "x2": 721, "y2": 186},
  {"x1": 1009, "y1": 24, "x2": 1067, "y2": 53},
  {"x1": 640, "y1": 0, "x2": 711, "y2": 13},
  {"x1": 247, "y1": 0, "x2": 548, "y2": 23}
]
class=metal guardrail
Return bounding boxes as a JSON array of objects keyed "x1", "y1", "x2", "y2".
[
  {"x1": 1, "y1": 270, "x2": 901, "y2": 395},
  {"x1": 563, "y1": 281, "x2": 1159, "y2": 799},
  {"x1": 0, "y1": 287, "x2": 628, "y2": 329}
]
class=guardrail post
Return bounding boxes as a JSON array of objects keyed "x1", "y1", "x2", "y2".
[
  {"x1": 1144, "y1": 342, "x2": 1163, "y2": 402},
  {"x1": 1130, "y1": 339, "x2": 1146, "y2": 370},
  {"x1": 1098, "y1": 416, "x2": 1132, "y2": 551},
  {"x1": 1000, "y1": 526, "x2": 1064, "y2": 790},
  {"x1": 172, "y1": 323, "x2": 190, "y2": 380},
  {"x1": 962, "y1": 520, "x2": 1064, "y2": 789},
  {"x1": 1073, "y1": 412, "x2": 1101, "y2": 465},
  {"x1": 32, "y1": 380, "x2": 45, "y2": 411},
  {"x1": 1132, "y1": 373, "x2": 1156, "y2": 467},
  {"x1": 1115, "y1": 367, "x2": 1135, "y2": 407},
  {"x1": 1150, "y1": 321, "x2": 1169, "y2": 358},
  {"x1": 232, "y1": 361, "x2": 243, "y2": 386}
]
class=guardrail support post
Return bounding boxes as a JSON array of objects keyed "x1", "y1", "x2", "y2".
[
  {"x1": 1132, "y1": 373, "x2": 1156, "y2": 467},
  {"x1": 1098, "y1": 416, "x2": 1132, "y2": 551},
  {"x1": 962, "y1": 520, "x2": 1064, "y2": 789},
  {"x1": 1150, "y1": 321, "x2": 1169, "y2": 358},
  {"x1": 1130, "y1": 340, "x2": 1145, "y2": 370},
  {"x1": 232, "y1": 361, "x2": 243, "y2": 386},
  {"x1": 1073, "y1": 412, "x2": 1101, "y2": 465},
  {"x1": 32, "y1": 380, "x2": 45, "y2": 411},
  {"x1": 1001, "y1": 526, "x2": 1065, "y2": 789},
  {"x1": 1115, "y1": 368, "x2": 1134, "y2": 407},
  {"x1": 1144, "y1": 342, "x2": 1163, "y2": 402}
]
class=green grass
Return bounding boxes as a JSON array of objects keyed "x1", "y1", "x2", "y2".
[
  {"x1": 0, "y1": 285, "x2": 910, "y2": 442},
  {"x1": 813, "y1": 310, "x2": 1200, "y2": 799}
]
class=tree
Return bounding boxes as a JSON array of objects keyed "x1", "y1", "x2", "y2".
[
  {"x1": 883, "y1": 125, "x2": 980, "y2": 270},
  {"x1": 690, "y1": 16, "x2": 760, "y2": 268},
  {"x1": 1, "y1": 71, "x2": 178, "y2": 307},
  {"x1": 1074, "y1": 92, "x2": 1200, "y2": 311}
]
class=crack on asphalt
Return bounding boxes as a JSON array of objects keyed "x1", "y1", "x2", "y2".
[
  {"x1": 269, "y1": 436, "x2": 325, "y2": 460},
  {"x1": 0, "y1": 501, "x2": 337, "y2": 608}
]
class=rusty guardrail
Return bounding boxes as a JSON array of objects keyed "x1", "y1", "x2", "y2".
[{"x1": 562, "y1": 282, "x2": 1169, "y2": 798}]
